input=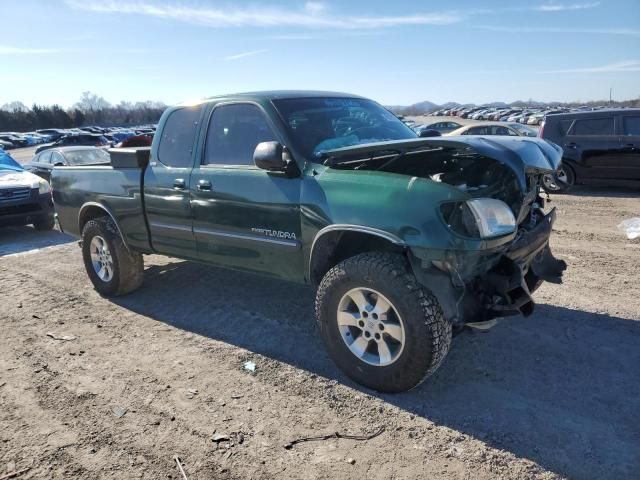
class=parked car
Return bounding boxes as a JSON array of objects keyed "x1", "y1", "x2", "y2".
[
  {"x1": 540, "y1": 108, "x2": 640, "y2": 191},
  {"x1": 24, "y1": 147, "x2": 111, "y2": 182},
  {"x1": 117, "y1": 135, "x2": 153, "y2": 148},
  {"x1": 0, "y1": 149, "x2": 55, "y2": 230},
  {"x1": 35, "y1": 134, "x2": 111, "y2": 153},
  {"x1": 0, "y1": 139, "x2": 15, "y2": 150},
  {"x1": 35, "y1": 129, "x2": 67, "y2": 142},
  {"x1": 52, "y1": 91, "x2": 565, "y2": 393},
  {"x1": 447, "y1": 122, "x2": 538, "y2": 137},
  {"x1": 0, "y1": 134, "x2": 28, "y2": 148},
  {"x1": 419, "y1": 121, "x2": 462, "y2": 134}
]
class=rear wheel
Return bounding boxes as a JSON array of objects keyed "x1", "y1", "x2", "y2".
[
  {"x1": 81, "y1": 217, "x2": 144, "y2": 296},
  {"x1": 315, "y1": 252, "x2": 452, "y2": 393}
]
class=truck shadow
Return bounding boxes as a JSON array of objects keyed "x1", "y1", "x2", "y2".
[
  {"x1": 112, "y1": 258, "x2": 640, "y2": 480},
  {"x1": 0, "y1": 226, "x2": 74, "y2": 256}
]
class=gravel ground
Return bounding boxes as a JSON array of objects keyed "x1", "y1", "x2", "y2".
[{"x1": 1, "y1": 189, "x2": 639, "y2": 479}]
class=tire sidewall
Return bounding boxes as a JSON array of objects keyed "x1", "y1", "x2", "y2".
[
  {"x1": 318, "y1": 265, "x2": 437, "y2": 392},
  {"x1": 82, "y1": 220, "x2": 121, "y2": 295}
]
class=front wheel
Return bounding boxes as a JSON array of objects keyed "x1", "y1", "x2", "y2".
[
  {"x1": 315, "y1": 252, "x2": 452, "y2": 393},
  {"x1": 81, "y1": 216, "x2": 144, "y2": 296}
]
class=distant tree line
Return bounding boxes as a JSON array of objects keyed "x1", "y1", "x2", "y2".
[{"x1": 0, "y1": 91, "x2": 167, "y2": 132}]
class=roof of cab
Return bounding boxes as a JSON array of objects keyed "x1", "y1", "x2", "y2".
[{"x1": 178, "y1": 90, "x2": 364, "y2": 107}]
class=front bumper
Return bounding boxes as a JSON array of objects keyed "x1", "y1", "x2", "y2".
[
  {"x1": 0, "y1": 190, "x2": 54, "y2": 228},
  {"x1": 412, "y1": 208, "x2": 566, "y2": 324}
]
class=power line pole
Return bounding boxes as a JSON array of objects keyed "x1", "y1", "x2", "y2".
[{"x1": 609, "y1": 87, "x2": 613, "y2": 105}]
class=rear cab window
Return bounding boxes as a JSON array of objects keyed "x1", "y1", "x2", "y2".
[{"x1": 157, "y1": 106, "x2": 203, "y2": 168}]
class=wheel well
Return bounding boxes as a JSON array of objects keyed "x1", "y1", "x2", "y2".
[
  {"x1": 309, "y1": 230, "x2": 405, "y2": 286},
  {"x1": 78, "y1": 205, "x2": 110, "y2": 233}
]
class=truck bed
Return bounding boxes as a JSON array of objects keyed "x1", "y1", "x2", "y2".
[{"x1": 52, "y1": 151, "x2": 152, "y2": 252}]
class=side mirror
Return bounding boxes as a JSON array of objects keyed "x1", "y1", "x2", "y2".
[{"x1": 254, "y1": 141, "x2": 287, "y2": 172}]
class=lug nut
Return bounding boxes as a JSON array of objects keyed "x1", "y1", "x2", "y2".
[
  {"x1": 364, "y1": 331, "x2": 371, "y2": 338},
  {"x1": 374, "y1": 333, "x2": 381, "y2": 340}
]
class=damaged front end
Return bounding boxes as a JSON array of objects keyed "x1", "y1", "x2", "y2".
[{"x1": 322, "y1": 136, "x2": 567, "y2": 326}]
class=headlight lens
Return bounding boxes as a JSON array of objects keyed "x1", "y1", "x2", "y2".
[
  {"x1": 38, "y1": 179, "x2": 51, "y2": 194},
  {"x1": 466, "y1": 198, "x2": 516, "y2": 238},
  {"x1": 441, "y1": 198, "x2": 516, "y2": 238}
]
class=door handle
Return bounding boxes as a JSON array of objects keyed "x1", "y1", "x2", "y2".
[
  {"x1": 197, "y1": 179, "x2": 212, "y2": 191},
  {"x1": 173, "y1": 178, "x2": 186, "y2": 190},
  {"x1": 565, "y1": 142, "x2": 577, "y2": 149}
]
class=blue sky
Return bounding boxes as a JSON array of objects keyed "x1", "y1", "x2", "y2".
[{"x1": 1, "y1": 0, "x2": 639, "y2": 107}]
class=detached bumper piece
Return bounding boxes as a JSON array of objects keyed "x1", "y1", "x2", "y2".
[{"x1": 480, "y1": 208, "x2": 566, "y2": 320}]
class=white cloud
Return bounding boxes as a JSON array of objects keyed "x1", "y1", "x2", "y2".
[
  {"x1": 223, "y1": 49, "x2": 268, "y2": 61},
  {"x1": 304, "y1": 2, "x2": 327, "y2": 15},
  {"x1": 476, "y1": 25, "x2": 640, "y2": 36},
  {"x1": 534, "y1": 2, "x2": 600, "y2": 11},
  {"x1": 64, "y1": 0, "x2": 462, "y2": 29},
  {"x1": 543, "y1": 60, "x2": 640, "y2": 73},
  {"x1": 0, "y1": 45, "x2": 59, "y2": 54}
]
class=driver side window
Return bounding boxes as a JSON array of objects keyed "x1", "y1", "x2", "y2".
[{"x1": 204, "y1": 104, "x2": 277, "y2": 166}]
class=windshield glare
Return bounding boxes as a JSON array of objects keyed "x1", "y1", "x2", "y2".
[
  {"x1": 65, "y1": 149, "x2": 110, "y2": 165},
  {"x1": 273, "y1": 97, "x2": 417, "y2": 160}
]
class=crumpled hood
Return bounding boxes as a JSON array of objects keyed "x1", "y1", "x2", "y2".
[
  {"x1": 0, "y1": 169, "x2": 43, "y2": 189},
  {"x1": 321, "y1": 136, "x2": 562, "y2": 190}
]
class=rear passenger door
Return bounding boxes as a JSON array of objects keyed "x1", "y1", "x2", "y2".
[
  {"x1": 144, "y1": 105, "x2": 203, "y2": 259},
  {"x1": 616, "y1": 114, "x2": 640, "y2": 180},
  {"x1": 565, "y1": 116, "x2": 621, "y2": 179},
  {"x1": 190, "y1": 102, "x2": 303, "y2": 281}
]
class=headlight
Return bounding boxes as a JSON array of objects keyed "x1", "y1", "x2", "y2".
[
  {"x1": 441, "y1": 198, "x2": 516, "y2": 238},
  {"x1": 38, "y1": 179, "x2": 51, "y2": 194},
  {"x1": 466, "y1": 198, "x2": 516, "y2": 238}
]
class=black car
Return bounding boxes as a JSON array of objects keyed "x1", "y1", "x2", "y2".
[
  {"x1": 0, "y1": 150, "x2": 55, "y2": 230},
  {"x1": 420, "y1": 121, "x2": 462, "y2": 134},
  {"x1": 25, "y1": 147, "x2": 111, "y2": 182},
  {"x1": 540, "y1": 109, "x2": 640, "y2": 191},
  {"x1": 35, "y1": 129, "x2": 67, "y2": 142},
  {"x1": 35, "y1": 134, "x2": 111, "y2": 154}
]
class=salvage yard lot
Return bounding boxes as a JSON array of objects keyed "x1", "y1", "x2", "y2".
[{"x1": 1, "y1": 190, "x2": 639, "y2": 479}]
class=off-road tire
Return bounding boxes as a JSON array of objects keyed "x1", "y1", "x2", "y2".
[
  {"x1": 315, "y1": 252, "x2": 452, "y2": 393},
  {"x1": 81, "y1": 216, "x2": 144, "y2": 296},
  {"x1": 33, "y1": 216, "x2": 55, "y2": 231}
]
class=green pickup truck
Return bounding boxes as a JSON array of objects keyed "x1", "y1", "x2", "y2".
[{"x1": 52, "y1": 91, "x2": 566, "y2": 392}]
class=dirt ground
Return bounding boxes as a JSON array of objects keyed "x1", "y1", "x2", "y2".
[{"x1": 1, "y1": 188, "x2": 639, "y2": 480}]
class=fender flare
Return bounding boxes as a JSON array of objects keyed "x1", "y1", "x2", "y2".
[
  {"x1": 307, "y1": 224, "x2": 406, "y2": 283},
  {"x1": 78, "y1": 202, "x2": 130, "y2": 250}
]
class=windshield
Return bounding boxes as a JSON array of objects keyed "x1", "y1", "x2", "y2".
[
  {"x1": 511, "y1": 124, "x2": 538, "y2": 137},
  {"x1": 0, "y1": 151, "x2": 23, "y2": 171},
  {"x1": 272, "y1": 97, "x2": 417, "y2": 160},
  {"x1": 65, "y1": 149, "x2": 110, "y2": 165}
]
